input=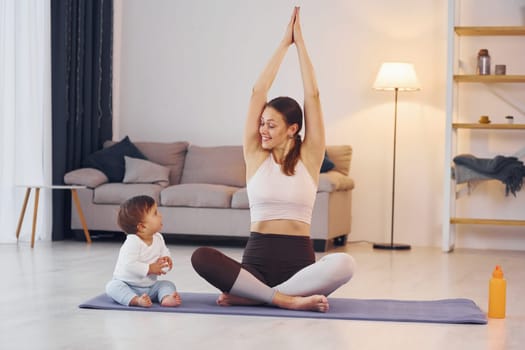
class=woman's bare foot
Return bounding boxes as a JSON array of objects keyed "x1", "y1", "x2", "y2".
[
  {"x1": 217, "y1": 291, "x2": 328, "y2": 312},
  {"x1": 217, "y1": 293, "x2": 263, "y2": 307},
  {"x1": 130, "y1": 293, "x2": 152, "y2": 308},
  {"x1": 161, "y1": 292, "x2": 182, "y2": 307},
  {"x1": 273, "y1": 292, "x2": 329, "y2": 313}
]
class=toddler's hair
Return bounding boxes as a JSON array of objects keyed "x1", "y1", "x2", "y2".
[{"x1": 118, "y1": 195, "x2": 156, "y2": 234}]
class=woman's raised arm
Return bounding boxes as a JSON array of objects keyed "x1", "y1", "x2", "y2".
[
  {"x1": 293, "y1": 8, "x2": 325, "y2": 169},
  {"x1": 243, "y1": 8, "x2": 298, "y2": 160}
]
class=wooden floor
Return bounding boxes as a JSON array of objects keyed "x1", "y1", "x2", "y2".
[{"x1": 2, "y1": 239, "x2": 524, "y2": 350}]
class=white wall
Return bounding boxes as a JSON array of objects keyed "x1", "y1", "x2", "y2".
[{"x1": 116, "y1": 0, "x2": 525, "y2": 250}]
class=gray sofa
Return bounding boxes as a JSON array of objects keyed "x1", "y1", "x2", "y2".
[{"x1": 64, "y1": 140, "x2": 355, "y2": 251}]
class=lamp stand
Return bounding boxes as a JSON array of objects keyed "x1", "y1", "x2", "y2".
[{"x1": 373, "y1": 87, "x2": 411, "y2": 250}]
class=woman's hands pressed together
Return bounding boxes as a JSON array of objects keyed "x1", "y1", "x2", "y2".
[{"x1": 281, "y1": 7, "x2": 296, "y2": 46}]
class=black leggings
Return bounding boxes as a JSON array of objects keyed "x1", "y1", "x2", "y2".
[{"x1": 191, "y1": 232, "x2": 315, "y2": 293}]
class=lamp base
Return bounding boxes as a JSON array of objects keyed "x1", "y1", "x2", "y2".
[{"x1": 373, "y1": 242, "x2": 411, "y2": 250}]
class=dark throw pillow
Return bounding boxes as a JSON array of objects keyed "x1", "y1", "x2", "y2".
[
  {"x1": 320, "y1": 151, "x2": 335, "y2": 173},
  {"x1": 82, "y1": 136, "x2": 147, "y2": 182}
]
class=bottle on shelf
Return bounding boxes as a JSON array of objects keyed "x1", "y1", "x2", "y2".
[
  {"x1": 477, "y1": 49, "x2": 491, "y2": 75},
  {"x1": 488, "y1": 265, "x2": 506, "y2": 318}
]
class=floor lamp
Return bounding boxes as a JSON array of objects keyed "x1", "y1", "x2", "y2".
[{"x1": 372, "y1": 62, "x2": 420, "y2": 250}]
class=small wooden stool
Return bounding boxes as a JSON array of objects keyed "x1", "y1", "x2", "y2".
[{"x1": 16, "y1": 185, "x2": 92, "y2": 248}]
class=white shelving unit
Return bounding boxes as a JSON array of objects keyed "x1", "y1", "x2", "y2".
[{"x1": 442, "y1": 1, "x2": 525, "y2": 252}]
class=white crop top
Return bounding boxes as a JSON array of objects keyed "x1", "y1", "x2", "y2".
[{"x1": 247, "y1": 154, "x2": 317, "y2": 224}]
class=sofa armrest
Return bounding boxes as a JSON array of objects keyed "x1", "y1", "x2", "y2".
[
  {"x1": 318, "y1": 171, "x2": 355, "y2": 192},
  {"x1": 64, "y1": 168, "x2": 108, "y2": 188}
]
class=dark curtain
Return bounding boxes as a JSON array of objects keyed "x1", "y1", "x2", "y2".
[{"x1": 51, "y1": 0, "x2": 113, "y2": 240}]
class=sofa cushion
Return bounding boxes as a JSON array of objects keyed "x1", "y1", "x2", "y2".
[
  {"x1": 133, "y1": 142, "x2": 189, "y2": 185},
  {"x1": 64, "y1": 168, "x2": 108, "y2": 188},
  {"x1": 326, "y1": 145, "x2": 352, "y2": 176},
  {"x1": 318, "y1": 172, "x2": 355, "y2": 192},
  {"x1": 105, "y1": 141, "x2": 189, "y2": 185},
  {"x1": 231, "y1": 187, "x2": 249, "y2": 209},
  {"x1": 93, "y1": 183, "x2": 163, "y2": 204},
  {"x1": 161, "y1": 184, "x2": 239, "y2": 208},
  {"x1": 180, "y1": 145, "x2": 246, "y2": 187},
  {"x1": 123, "y1": 156, "x2": 170, "y2": 187},
  {"x1": 83, "y1": 136, "x2": 147, "y2": 182}
]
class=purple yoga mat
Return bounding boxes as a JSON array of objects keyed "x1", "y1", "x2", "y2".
[{"x1": 79, "y1": 292, "x2": 487, "y2": 324}]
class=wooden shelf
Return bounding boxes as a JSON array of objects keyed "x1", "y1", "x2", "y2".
[
  {"x1": 451, "y1": 217, "x2": 525, "y2": 227},
  {"x1": 443, "y1": 12, "x2": 525, "y2": 251},
  {"x1": 453, "y1": 123, "x2": 525, "y2": 130},
  {"x1": 454, "y1": 75, "x2": 525, "y2": 83},
  {"x1": 455, "y1": 26, "x2": 525, "y2": 36}
]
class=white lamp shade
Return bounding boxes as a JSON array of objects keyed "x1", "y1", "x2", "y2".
[{"x1": 373, "y1": 62, "x2": 421, "y2": 91}]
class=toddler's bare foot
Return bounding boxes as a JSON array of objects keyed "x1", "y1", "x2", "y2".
[
  {"x1": 161, "y1": 292, "x2": 182, "y2": 307},
  {"x1": 273, "y1": 293, "x2": 329, "y2": 313},
  {"x1": 217, "y1": 293, "x2": 263, "y2": 306},
  {"x1": 130, "y1": 293, "x2": 152, "y2": 308}
]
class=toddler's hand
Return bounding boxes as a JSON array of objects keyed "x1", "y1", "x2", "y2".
[
  {"x1": 160, "y1": 256, "x2": 173, "y2": 273},
  {"x1": 149, "y1": 259, "x2": 169, "y2": 275}
]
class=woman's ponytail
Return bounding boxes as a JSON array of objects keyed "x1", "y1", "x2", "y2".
[{"x1": 283, "y1": 135, "x2": 301, "y2": 176}]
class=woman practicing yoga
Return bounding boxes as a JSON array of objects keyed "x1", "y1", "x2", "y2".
[{"x1": 191, "y1": 6, "x2": 355, "y2": 312}]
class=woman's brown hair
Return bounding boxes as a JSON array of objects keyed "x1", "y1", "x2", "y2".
[{"x1": 265, "y1": 96, "x2": 303, "y2": 176}]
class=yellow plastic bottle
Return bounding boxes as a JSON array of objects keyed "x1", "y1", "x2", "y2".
[{"x1": 488, "y1": 265, "x2": 506, "y2": 318}]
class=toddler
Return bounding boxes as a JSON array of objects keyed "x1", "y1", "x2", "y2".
[{"x1": 105, "y1": 195, "x2": 181, "y2": 307}]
